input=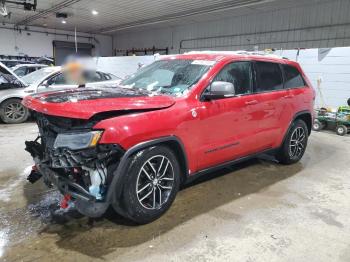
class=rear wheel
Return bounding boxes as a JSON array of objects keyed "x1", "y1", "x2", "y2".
[
  {"x1": 0, "y1": 98, "x2": 29, "y2": 124},
  {"x1": 336, "y1": 125, "x2": 347, "y2": 136},
  {"x1": 276, "y1": 119, "x2": 308, "y2": 165},
  {"x1": 312, "y1": 119, "x2": 324, "y2": 131},
  {"x1": 117, "y1": 145, "x2": 180, "y2": 224}
]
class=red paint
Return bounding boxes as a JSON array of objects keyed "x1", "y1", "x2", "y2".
[
  {"x1": 23, "y1": 53, "x2": 315, "y2": 175},
  {"x1": 60, "y1": 194, "x2": 72, "y2": 209}
]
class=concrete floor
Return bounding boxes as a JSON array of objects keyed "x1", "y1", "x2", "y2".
[{"x1": 0, "y1": 123, "x2": 349, "y2": 262}]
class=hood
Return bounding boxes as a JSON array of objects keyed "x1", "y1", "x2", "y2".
[
  {"x1": 22, "y1": 87, "x2": 176, "y2": 119},
  {"x1": 0, "y1": 61, "x2": 27, "y2": 89}
]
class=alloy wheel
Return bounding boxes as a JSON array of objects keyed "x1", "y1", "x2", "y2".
[
  {"x1": 289, "y1": 127, "x2": 306, "y2": 158},
  {"x1": 136, "y1": 155, "x2": 174, "y2": 210},
  {"x1": 4, "y1": 102, "x2": 26, "y2": 121}
]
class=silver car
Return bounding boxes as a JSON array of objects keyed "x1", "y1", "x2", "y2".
[
  {"x1": 0, "y1": 63, "x2": 120, "y2": 124},
  {"x1": 11, "y1": 64, "x2": 48, "y2": 77}
]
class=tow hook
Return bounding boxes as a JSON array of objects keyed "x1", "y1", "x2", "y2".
[
  {"x1": 27, "y1": 165, "x2": 42, "y2": 184},
  {"x1": 60, "y1": 194, "x2": 74, "y2": 209}
]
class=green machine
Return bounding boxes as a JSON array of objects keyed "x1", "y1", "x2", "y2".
[{"x1": 313, "y1": 100, "x2": 350, "y2": 136}]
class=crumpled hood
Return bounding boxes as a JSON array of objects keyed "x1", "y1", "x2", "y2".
[{"x1": 22, "y1": 87, "x2": 176, "y2": 119}]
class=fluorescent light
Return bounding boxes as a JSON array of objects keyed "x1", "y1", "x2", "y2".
[
  {"x1": 61, "y1": 20, "x2": 66, "y2": 24},
  {"x1": 92, "y1": 10, "x2": 98, "y2": 15}
]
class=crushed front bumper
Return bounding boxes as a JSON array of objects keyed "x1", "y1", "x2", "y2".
[{"x1": 25, "y1": 139, "x2": 124, "y2": 206}]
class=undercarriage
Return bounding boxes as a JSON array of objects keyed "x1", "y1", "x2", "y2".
[{"x1": 25, "y1": 112, "x2": 125, "y2": 217}]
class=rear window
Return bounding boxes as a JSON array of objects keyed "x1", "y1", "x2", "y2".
[
  {"x1": 255, "y1": 61, "x2": 283, "y2": 92},
  {"x1": 282, "y1": 64, "x2": 305, "y2": 88}
]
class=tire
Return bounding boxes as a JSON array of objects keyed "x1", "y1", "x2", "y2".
[
  {"x1": 312, "y1": 119, "x2": 324, "y2": 131},
  {"x1": 117, "y1": 145, "x2": 180, "y2": 224},
  {"x1": 336, "y1": 125, "x2": 347, "y2": 136},
  {"x1": 276, "y1": 119, "x2": 308, "y2": 165},
  {"x1": 0, "y1": 98, "x2": 29, "y2": 124}
]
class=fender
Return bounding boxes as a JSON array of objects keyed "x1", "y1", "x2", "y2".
[
  {"x1": 281, "y1": 110, "x2": 312, "y2": 147},
  {"x1": 106, "y1": 135, "x2": 189, "y2": 205},
  {"x1": 0, "y1": 95, "x2": 25, "y2": 105}
]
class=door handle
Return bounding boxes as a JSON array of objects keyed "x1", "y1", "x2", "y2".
[
  {"x1": 245, "y1": 100, "x2": 258, "y2": 105},
  {"x1": 283, "y1": 94, "x2": 294, "y2": 99}
]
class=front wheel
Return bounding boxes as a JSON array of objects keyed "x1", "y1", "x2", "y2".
[
  {"x1": 117, "y1": 145, "x2": 180, "y2": 224},
  {"x1": 312, "y1": 119, "x2": 324, "y2": 131},
  {"x1": 276, "y1": 119, "x2": 308, "y2": 165},
  {"x1": 336, "y1": 125, "x2": 347, "y2": 136},
  {"x1": 0, "y1": 98, "x2": 29, "y2": 124}
]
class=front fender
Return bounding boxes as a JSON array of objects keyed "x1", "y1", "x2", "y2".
[{"x1": 105, "y1": 136, "x2": 188, "y2": 211}]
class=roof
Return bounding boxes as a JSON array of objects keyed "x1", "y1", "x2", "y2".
[
  {"x1": 162, "y1": 51, "x2": 297, "y2": 65},
  {"x1": 12, "y1": 64, "x2": 48, "y2": 69}
]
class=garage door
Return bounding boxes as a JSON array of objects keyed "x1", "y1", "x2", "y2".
[{"x1": 53, "y1": 41, "x2": 94, "y2": 65}]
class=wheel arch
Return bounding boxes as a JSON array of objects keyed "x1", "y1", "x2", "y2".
[
  {"x1": 294, "y1": 111, "x2": 312, "y2": 135},
  {"x1": 0, "y1": 96, "x2": 24, "y2": 106},
  {"x1": 106, "y1": 136, "x2": 189, "y2": 205},
  {"x1": 280, "y1": 110, "x2": 312, "y2": 148}
]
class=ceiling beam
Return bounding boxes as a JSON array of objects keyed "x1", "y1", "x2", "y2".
[
  {"x1": 96, "y1": 0, "x2": 275, "y2": 34},
  {"x1": 15, "y1": 0, "x2": 82, "y2": 26}
]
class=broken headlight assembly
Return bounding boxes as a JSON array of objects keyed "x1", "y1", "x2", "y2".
[{"x1": 54, "y1": 130, "x2": 103, "y2": 150}]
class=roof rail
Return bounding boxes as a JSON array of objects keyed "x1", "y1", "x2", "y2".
[{"x1": 184, "y1": 50, "x2": 287, "y2": 59}]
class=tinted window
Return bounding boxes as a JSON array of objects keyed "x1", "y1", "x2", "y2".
[
  {"x1": 282, "y1": 64, "x2": 305, "y2": 88},
  {"x1": 48, "y1": 73, "x2": 68, "y2": 85},
  {"x1": 214, "y1": 61, "x2": 253, "y2": 95},
  {"x1": 255, "y1": 62, "x2": 283, "y2": 92}
]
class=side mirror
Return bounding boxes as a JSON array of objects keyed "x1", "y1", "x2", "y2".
[{"x1": 202, "y1": 81, "x2": 235, "y2": 100}]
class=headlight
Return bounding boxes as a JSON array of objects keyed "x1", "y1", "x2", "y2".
[{"x1": 54, "y1": 131, "x2": 103, "y2": 150}]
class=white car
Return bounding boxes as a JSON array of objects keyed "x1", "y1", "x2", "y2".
[
  {"x1": 0, "y1": 65, "x2": 121, "y2": 124},
  {"x1": 11, "y1": 64, "x2": 48, "y2": 77}
]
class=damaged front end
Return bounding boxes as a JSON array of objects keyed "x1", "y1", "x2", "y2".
[{"x1": 25, "y1": 112, "x2": 124, "y2": 217}]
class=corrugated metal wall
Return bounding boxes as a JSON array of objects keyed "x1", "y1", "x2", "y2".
[{"x1": 113, "y1": 0, "x2": 350, "y2": 53}]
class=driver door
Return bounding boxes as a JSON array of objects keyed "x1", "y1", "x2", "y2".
[
  {"x1": 195, "y1": 61, "x2": 264, "y2": 170},
  {"x1": 37, "y1": 73, "x2": 78, "y2": 93}
]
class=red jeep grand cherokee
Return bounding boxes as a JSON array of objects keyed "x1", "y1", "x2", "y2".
[{"x1": 23, "y1": 52, "x2": 315, "y2": 224}]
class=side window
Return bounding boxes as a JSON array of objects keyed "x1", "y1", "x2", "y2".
[
  {"x1": 282, "y1": 64, "x2": 305, "y2": 88},
  {"x1": 47, "y1": 73, "x2": 68, "y2": 85},
  {"x1": 14, "y1": 67, "x2": 27, "y2": 77},
  {"x1": 213, "y1": 61, "x2": 253, "y2": 95},
  {"x1": 103, "y1": 73, "x2": 112, "y2": 80},
  {"x1": 255, "y1": 62, "x2": 283, "y2": 92},
  {"x1": 85, "y1": 71, "x2": 103, "y2": 82},
  {"x1": 27, "y1": 67, "x2": 37, "y2": 74},
  {"x1": 0, "y1": 74, "x2": 9, "y2": 84}
]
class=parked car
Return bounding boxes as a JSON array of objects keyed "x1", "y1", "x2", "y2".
[
  {"x1": 0, "y1": 59, "x2": 34, "y2": 68},
  {"x1": 23, "y1": 52, "x2": 315, "y2": 224},
  {"x1": 0, "y1": 64, "x2": 120, "y2": 124},
  {"x1": 11, "y1": 64, "x2": 48, "y2": 77},
  {"x1": 0, "y1": 61, "x2": 29, "y2": 124}
]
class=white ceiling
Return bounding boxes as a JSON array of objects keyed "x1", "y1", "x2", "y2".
[{"x1": 0, "y1": 0, "x2": 325, "y2": 35}]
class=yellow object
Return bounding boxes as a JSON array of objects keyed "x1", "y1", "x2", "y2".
[{"x1": 90, "y1": 131, "x2": 102, "y2": 147}]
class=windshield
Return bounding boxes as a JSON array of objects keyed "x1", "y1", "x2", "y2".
[
  {"x1": 121, "y1": 59, "x2": 213, "y2": 96},
  {"x1": 22, "y1": 67, "x2": 58, "y2": 85}
]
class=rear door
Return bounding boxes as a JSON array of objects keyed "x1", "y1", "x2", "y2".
[{"x1": 253, "y1": 61, "x2": 292, "y2": 148}]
